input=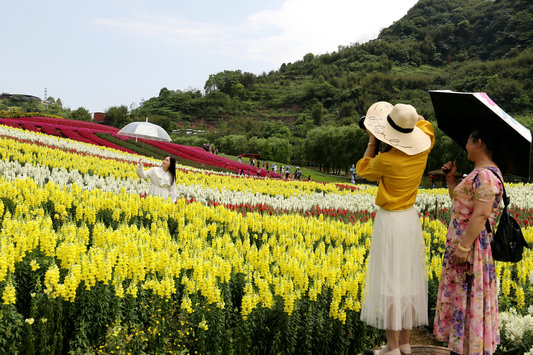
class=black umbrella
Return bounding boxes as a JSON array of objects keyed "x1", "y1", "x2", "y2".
[{"x1": 429, "y1": 90, "x2": 532, "y2": 179}]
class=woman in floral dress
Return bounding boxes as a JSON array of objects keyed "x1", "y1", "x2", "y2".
[{"x1": 433, "y1": 128, "x2": 507, "y2": 355}]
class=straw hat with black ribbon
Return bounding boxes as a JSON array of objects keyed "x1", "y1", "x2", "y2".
[{"x1": 363, "y1": 101, "x2": 431, "y2": 156}]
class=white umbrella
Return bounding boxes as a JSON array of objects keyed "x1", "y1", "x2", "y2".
[{"x1": 117, "y1": 117, "x2": 171, "y2": 142}]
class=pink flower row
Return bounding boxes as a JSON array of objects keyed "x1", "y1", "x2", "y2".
[{"x1": 0, "y1": 116, "x2": 118, "y2": 132}]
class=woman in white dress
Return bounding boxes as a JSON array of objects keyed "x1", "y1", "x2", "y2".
[
  {"x1": 137, "y1": 156, "x2": 177, "y2": 203},
  {"x1": 356, "y1": 102, "x2": 435, "y2": 355}
]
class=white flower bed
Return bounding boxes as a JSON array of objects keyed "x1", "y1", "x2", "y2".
[
  {"x1": 499, "y1": 306, "x2": 533, "y2": 354},
  {"x1": 2, "y1": 157, "x2": 531, "y2": 216},
  {"x1": 2, "y1": 123, "x2": 531, "y2": 214}
]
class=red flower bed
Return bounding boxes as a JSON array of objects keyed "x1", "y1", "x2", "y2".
[
  {"x1": 0, "y1": 121, "x2": 21, "y2": 129},
  {"x1": 39, "y1": 125, "x2": 62, "y2": 137},
  {"x1": 335, "y1": 183, "x2": 361, "y2": 192},
  {"x1": 60, "y1": 128, "x2": 95, "y2": 145},
  {"x1": 202, "y1": 200, "x2": 375, "y2": 222},
  {"x1": 20, "y1": 123, "x2": 40, "y2": 133}
]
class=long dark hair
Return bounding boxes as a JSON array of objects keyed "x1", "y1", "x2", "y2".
[
  {"x1": 470, "y1": 127, "x2": 511, "y2": 175},
  {"x1": 166, "y1": 156, "x2": 176, "y2": 185}
]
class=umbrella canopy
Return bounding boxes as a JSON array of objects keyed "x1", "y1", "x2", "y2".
[
  {"x1": 429, "y1": 90, "x2": 532, "y2": 179},
  {"x1": 117, "y1": 118, "x2": 171, "y2": 142}
]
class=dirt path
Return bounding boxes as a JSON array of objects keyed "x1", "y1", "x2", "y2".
[
  {"x1": 411, "y1": 326, "x2": 442, "y2": 346},
  {"x1": 360, "y1": 327, "x2": 451, "y2": 355}
]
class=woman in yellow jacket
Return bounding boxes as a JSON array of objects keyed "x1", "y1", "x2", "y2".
[{"x1": 356, "y1": 102, "x2": 435, "y2": 355}]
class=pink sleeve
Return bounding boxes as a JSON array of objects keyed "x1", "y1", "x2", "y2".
[{"x1": 473, "y1": 169, "x2": 501, "y2": 203}]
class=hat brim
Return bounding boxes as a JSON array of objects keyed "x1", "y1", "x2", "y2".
[{"x1": 363, "y1": 102, "x2": 430, "y2": 155}]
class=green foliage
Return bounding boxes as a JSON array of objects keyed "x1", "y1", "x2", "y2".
[
  {"x1": 0, "y1": 304, "x2": 24, "y2": 353},
  {"x1": 204, "y1": 70, "x2": 255, "y2": 98},
  {"x1": 171, "y1": 135, "x2": 209, "y2": 147},
  {"x1": 289, "y1": 137, "x2": 306, "y2": 166},
  {"x1": 265, "y1": 137, "x2": 291, "y2": 164},
  {"x1": 214, "y1": 134, "x2": 248, "y2": 156},
  {"x1": 68, "y1": 107, "x2": 92, "y2": 122},
  {"x1": 306, "y1": 125, "x2": 367, "y2": 174},
  {"x1": 257, "y1": 120, "x2": 292, "y2": 139},
  {"x1": 104, "y1": 106, "x2": 131, "y2": 128},
  {"x1": 0, "y1": 111, "x2": 64, "y2": 119},
  {"x1": 311, "y1": 102, "x2": 324, "y2": 126},
  {"x1": 144, "y1": 114, "x2": 174, "y2": 133},
  {"x1": 0, "y1": 94, "x2": 81, "y2": 119}
]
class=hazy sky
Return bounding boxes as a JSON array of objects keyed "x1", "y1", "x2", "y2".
[{"x1": 2, "y1": 0, "x2": 418, "y2": 113}]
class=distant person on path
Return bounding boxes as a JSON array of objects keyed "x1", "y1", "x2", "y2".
[
  {"x1": 433, "y1": 127, "x2": 505, "y2": 355},
  {"x1": 238, "y1": 155, "x2": 242, "y2": 164},
  {"x1": 356, "y1": 102, "x2": 434, "y2": 355},
  {"x1": 137, "y1": 156, "x2": 177, "y2": 203}
]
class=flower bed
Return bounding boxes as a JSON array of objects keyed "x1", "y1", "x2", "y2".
[
  {"x1": 2, "y1": 116, "x2": 277, "y2": 176},
  {"x1": 0, "y1": 120, "x2": 531, "y2": 354}
]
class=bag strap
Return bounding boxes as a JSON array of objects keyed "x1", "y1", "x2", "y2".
[{"x1": 476, "y1": 168, "x2": 507, "y2": 234}]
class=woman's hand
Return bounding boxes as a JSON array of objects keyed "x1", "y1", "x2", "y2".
[
  {"x1": 441, "y1": 161, "x2": 457, "y2": 178},
  {"x1": 363, "y1": 130, "x2": 379, "y2": 158},
  {"x1": 442, "y1": 161, "x2": 458, "y2": 199},
  {"x1": 452, "y1": 242, "x2": 471, "y2": 264},
  {"x1": 452, "y1": 248, "x2": 469, "y2": 264}
]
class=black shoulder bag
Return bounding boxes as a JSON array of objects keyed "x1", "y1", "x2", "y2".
[{"x1": 483, "y1": 169, "x2": 529, "y2": 262}]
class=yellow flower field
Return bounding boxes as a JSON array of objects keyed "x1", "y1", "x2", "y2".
[{"x1": 0, "y1": 125, "x2": 531, "y2": 354}]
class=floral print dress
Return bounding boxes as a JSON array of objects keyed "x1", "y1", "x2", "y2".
[{"x1": 433, "y1": 167, "x2": 503, "y2": 355}]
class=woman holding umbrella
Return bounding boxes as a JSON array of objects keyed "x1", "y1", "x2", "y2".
[
  {"x1": 433, "y1": 127, "x2": 506, "y2": 355},
  {"x1": 357, "y1": 102, "x2": 434, "y2": 355},
  {"x1": 137, "y1": 156, "x2": 178, "y2": 203}
]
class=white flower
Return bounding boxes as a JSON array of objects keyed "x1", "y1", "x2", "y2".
[{"x1": 500, "y1": 308, "x2": 533, "y2": 343}]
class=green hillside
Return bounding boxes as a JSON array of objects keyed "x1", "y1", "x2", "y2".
[
  {"x1": 123, "y1": 0, "x2": 533, "y2": 178},
  {"x1": 130, "y1": 0, "x2": 533, "y2": 126}
]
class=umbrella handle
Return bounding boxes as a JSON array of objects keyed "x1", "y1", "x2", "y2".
[{"x1": 443, "y1": 151, "x2": 463, "y2": 173}]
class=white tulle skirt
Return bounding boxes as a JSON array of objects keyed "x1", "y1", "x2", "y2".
[{"x1": 360, "y1": 207, "x2": 428, "y2": 330}]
